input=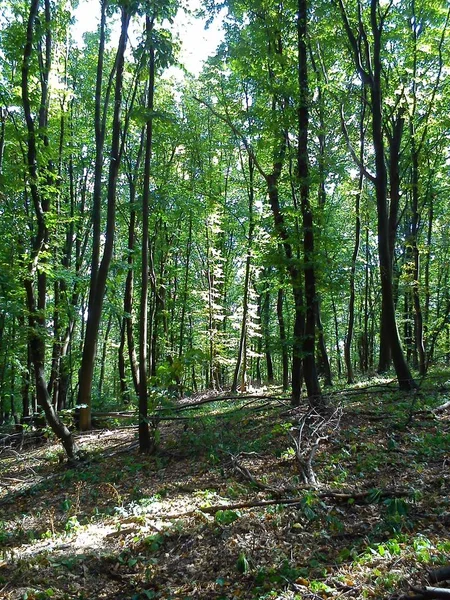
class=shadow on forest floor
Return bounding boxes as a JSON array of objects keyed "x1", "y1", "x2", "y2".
[{"x1": 0, "y1": 380, "x2": 449, "y2": 599}]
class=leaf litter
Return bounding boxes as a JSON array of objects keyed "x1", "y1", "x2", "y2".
[{"x1": 0, "y1": 385, "x2": 449, "y2": 600}]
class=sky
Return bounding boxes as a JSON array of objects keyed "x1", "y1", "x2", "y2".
[{"x1": 72, "y1": 0, "x2": 226, "y2": 76}]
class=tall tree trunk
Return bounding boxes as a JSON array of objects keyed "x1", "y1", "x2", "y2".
[
  {"x1": 232, "y1": 156, "x2": 254, "y2": 393},
  {"x1": 123, "y1": 179, "x2": 140, "y2": 397},
  {"x1": 139, "y1": 18, "x2": 155, "y2": 453},
  {"x1": 77, "y1": 6, "x2": 131, "y2": 427},
  {"x1": 178, "y1": 215, "x2": 193, "y2": 358},
  {"x1": 21, "y1": 0, "x2": 78, "y2": 459},
  {"x1": 338, "y1": 0, "x2": 416, "y2": 390},
  {"x1": 410, "y1": 132, "x2": 426, "y2": 375},
  {"x1": 378, "y1": 112, "x2": 404, "y2": 372},
  {"x1": 309, "y1": 44, "x2": 332, "y2": 388},
  {"x1": 276, "y1": 286, "x2": 289, "y2": 392},
  {"x1": 344, "y1": 88, "x2": 365, "y2": 384},
  {"x1": 369, "y1": 2, "x2": 416, "y2": 389},
  {"x1": 297, "y1": 0, "x2": 323, "y2": 407}
]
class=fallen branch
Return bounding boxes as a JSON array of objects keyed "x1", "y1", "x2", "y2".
[
  {"x1": 231, "y1": 454, "x2": 286, "y2": 496},
  {"x1": 156, "y1": 487, "x2": 413, "y2": 520},
  {"x1": 429, "y1": 567, "x2": 450, "y2": 584},
  {"x1": 411, "y1": 586, "x2": 450, "y2": 599},
  {"x1": 165, "y1": 393, "x2": 288, "y2": 413},
  {"x1": 289, "y1": 408, "x2": 342, "y2": 485},
  {"x1": 431, "y1": 400, "x2": 450, "y2": 414}
]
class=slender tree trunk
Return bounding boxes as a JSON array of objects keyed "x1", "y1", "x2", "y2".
[
  {"x1": 370, "y1": 3, "x2": 416, "y2": 390},
  {"x1": 139, "y1": 19, "x2": 155, "y2": 453},
  {"x1": 316, "y1": 307, "x2": 332, "y2": 386},
  {"x1": 77, "y1": 7, "x2": 131, "y2": 427},
  {"x1": 330, "y1": 292, "x2": 342, "y2": 378},
  {"x1": 362, "y1": 226, "x2": 370, "y2": 373},
  {"x1": 21, "y1": 0, "x2": 78, "y2": 459},
  {"x1": 232, "y1": 155, "x2": 254, "y2": 392},
  {"x1": 118, "y1": 318, "x2": 130, "y2": 404},
  {"x1": 179, "y1": 215, "x2": 193, "y2": 358},
  {"x1": 291, "y1": 287, "x2": 305, "y2": 405},
  {"x1": 345, "y1": 88, "x2": 365, "y2": 384},
  {"x1": 123, "y1": 180, "x2": 140, "y2": 397},
  {"x1": 276, "y1": 286, "x2": 289, "y2": 392},
  {"x1": 410, "y1": 132, "x2": 426, "y2": 375},
  {"x1": 262, "y1": 288, "x2": 274, "y2": 384},
  {"x1": 297, "y1": 0, "x2": 323, "y2": 407},
  {"x1": 98, "y1": 313, "x2": 112, "y2": 399},
  {"x1": 309, "y1": 46, "x2": 332, "y2": 388}
]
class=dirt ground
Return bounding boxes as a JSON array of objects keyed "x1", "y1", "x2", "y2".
[{"x1": 0, "y1": 386, "x2": 449, "y2": 600}]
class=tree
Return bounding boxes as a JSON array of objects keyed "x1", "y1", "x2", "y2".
[
  {"x1": 337, "y1": 0, "x2": 417, "y2": 391},
  {"x1": 20, "y1": 0, "x2": 79, "y2": 459},
  {"x1": 77, "y1": 1, "x2": 131, "y2": 429}
]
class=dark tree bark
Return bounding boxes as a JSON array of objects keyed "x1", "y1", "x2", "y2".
[
  {"x1": 276, "y1": 286, "x2": 289, "y2": 392},
  {"x1": 139, "y1": 17, "x2": 156, "y2": 453},
  {"x1": 297, "y1": 0, "x2": 323, "y2": 406},
  {"x1": 77, "y1": 5, "x2": 131, "y2": 427},
  {"x1": 378, "y1": 111, "x2": 404, "y2": 372},
  {"x1": 21, "y1": 0, "x2": 79, "y2": 459},
  {"x1": 344, "y1": 88, "x2": 365, "y2": 384},
  {"x1": 309, "y1": 45, "x2": 332, "y2": 388},
  {"x1": 338, "y1": 0, "x2": 417, "y2": 391}
]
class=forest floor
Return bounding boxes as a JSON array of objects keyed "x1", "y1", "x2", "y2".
[{"x1": 0, "y1": 376, "x2": 449, "y2": 600}]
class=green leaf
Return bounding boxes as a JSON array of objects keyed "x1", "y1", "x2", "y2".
[
  {"x1": 236, "y1": 552, "x2": 250, "y2": 574},
  {"x1": 215, "y1": 509, "x2": 241, "y2": 525}
]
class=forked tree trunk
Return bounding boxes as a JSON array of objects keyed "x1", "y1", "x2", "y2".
[
  {"x1": 338, "y1": 0, "x2": 416, "y2": 391},
  {"x1": 370, "y1": 3, "x2": 416, "y2": 390},
  {"x1": 77, "y1": 6, "x2": 131, "y2": 427}
]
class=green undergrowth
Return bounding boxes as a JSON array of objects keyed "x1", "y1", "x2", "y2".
[{"x1": 1, "y1": 381, "x2": 449, "y2": 599}]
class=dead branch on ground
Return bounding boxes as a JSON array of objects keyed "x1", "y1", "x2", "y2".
[{"x1": 289, "y1": 407, "x2": 342, "y2": 485}]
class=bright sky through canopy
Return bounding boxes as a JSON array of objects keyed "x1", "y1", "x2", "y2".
[{"x1": 72, "y1": 0, "x2": 225, "y2": 76}]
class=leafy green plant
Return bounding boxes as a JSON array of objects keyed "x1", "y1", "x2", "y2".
[
  {"x1": 215, "y1": 509, "x2": 241, "y2": 525},
  {"x1": 297, "y1": 491, "x2": 321, "y2": 521},
  {"x1": 64, "y1": 516, "x2": 80, "y2": 533},
  {"x1": 236, "y1": 551, "x2": 250, "y2": 574},
  {"x1": 144, "y1": 533, "x2": 166, "y2": 553},
  {"x1": 382, "y1": 497, "x2": 412, "y2": 533},
  {"x1": 0, "y1": 521, "x2": 10, "y2": 545}
]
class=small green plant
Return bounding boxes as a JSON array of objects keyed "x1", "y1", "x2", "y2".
[
  {"x1": 64, "y1": 516, "x2": 80, "y2": 533},
  {"x1": 144, "y1": 533, "x2": 165, "y2": 553},
  {"x1": 215, "y1": 509, "x2": 241, "y2": 525},
  {"x1": 271, "y1": 422, "x2": 293, "y2": 436},
  {"x1": 236, "y1": 551, "x2": 250, "y2": 574},
  {"x1": 0, "y1": 521, "x2": 10, "y2": 544},
  {"x1": 383, "y1": 497, "x2": 412, "y2": 533},
  {"x1": 297, "y1": 491, "x2": 321, "y2": 521},
  {"x1": 413, "y1": 534, "x2": 433, "y2": 562},
  {"x1": 310, "y1": 580, "x2": 334, "y2": 594}
]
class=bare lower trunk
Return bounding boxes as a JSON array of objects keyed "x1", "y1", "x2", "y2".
[{"x1": 277, "y1": 286, "x2": 289, "y2": 392}]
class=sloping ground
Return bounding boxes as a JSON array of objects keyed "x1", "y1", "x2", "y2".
[{"x1": 0, "y1": 383, "x2": 449, "y2": 600}]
